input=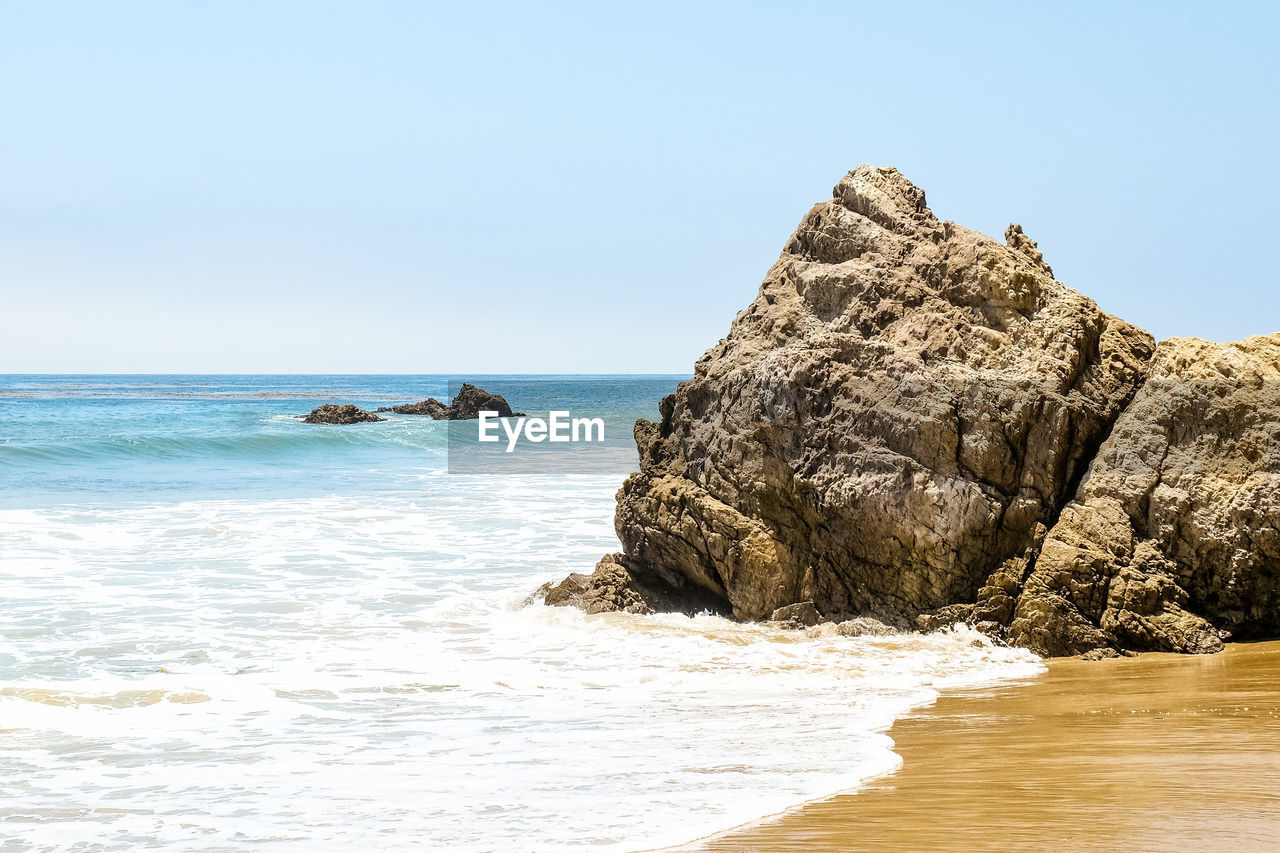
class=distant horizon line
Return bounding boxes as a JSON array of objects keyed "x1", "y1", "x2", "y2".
[{"x1": 0, "y1": 372, "x2": 695, "y2": 377}]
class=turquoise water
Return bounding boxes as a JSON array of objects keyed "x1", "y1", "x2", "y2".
[
  {"x1": 0, "y1": 375, "x2": 1044, "y2": 851},
  {"x1": 0, "y1": 375, "x2": 675, "y2": 506}
]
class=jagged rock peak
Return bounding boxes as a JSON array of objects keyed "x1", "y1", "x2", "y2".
[
  {"x1": 1005, "y1": 223, "x2": 1054, "y2": 278},
  {"x1": 833, "y1": 165, "x2": 936, "y2": 232},
  {"x1": 543, "y1": 166, "x2": 1279, "y2": 659}
]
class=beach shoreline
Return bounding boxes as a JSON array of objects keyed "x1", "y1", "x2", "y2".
[{"x1": 684, "y1": 640, "x2": 1280, "y2": 852}]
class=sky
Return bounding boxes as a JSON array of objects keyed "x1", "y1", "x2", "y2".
[{"x1": 1, "y1": 1, "x2": 1277, "y2": 373}]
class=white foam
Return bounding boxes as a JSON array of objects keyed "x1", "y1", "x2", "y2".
[{"x1": 0, "y1": 480, "x2": 1044, "y2": 850}]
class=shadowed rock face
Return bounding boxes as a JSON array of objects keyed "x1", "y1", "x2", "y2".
[
  {"x1": 546, "y1": 165, "x2": 1280, "y2": 657},
  {"x1": 541, "y1": 553, "x2": 731, "y2": 617}
]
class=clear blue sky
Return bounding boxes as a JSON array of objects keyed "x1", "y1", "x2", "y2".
[{"x1": 2, "y1": 1, "x2": 1276, "y2": 373}]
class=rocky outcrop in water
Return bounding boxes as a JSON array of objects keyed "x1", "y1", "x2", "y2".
[
  {"x1": 303, "y1": 404, "x2": 386, "y2": 424},
  {"x1": 542, "y1": 553, "x2": 729, "y2": 617},
  {"x1": 378, "y1": 399, "x2": 449, "y2": 417},
  {"x1": 440, "y1": 383, "x2": 524, "y2": 419},
  {"x1": 546, "y1": 165, "x2": 1280, "y2": 657},
  {"x1": 376, "y1": 384, "x2": 523, "y2": 419}
]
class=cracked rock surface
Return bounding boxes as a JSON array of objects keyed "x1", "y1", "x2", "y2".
[
  {"x1": 546, "y1": 166, "x2": 1280, "y2": 657},
  {"x1": 1005, "y1": 335, "x2": 1280, "y2": 655}
]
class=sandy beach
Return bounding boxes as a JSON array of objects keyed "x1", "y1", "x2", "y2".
[{"x1": 690, "y1": 640, "x2": 1280, "y2": 852}]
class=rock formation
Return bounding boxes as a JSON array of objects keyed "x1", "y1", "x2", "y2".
[
  {"x1": 377, "y1": 399, "x2": 448, "y2": 417},
  {"x1": 376, "y1": 384, "x2": 523, "y2": 419},
  {"x1": 541, "y1": 553, "x2": 729, "y2": 617},
  {"x1": 1004, "y1": 335, "x2": 1280, "y2": 655},
  {"x1": 303, "y1": 404, "x2": 386, "y2": 424},
  {"x1": 544, "y1": 165, "x2": 1280, "y2": 657}
]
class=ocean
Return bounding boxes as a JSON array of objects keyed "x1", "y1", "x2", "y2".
[{"x1": 0, "y1": 375, "x2": 1044, "y2": 851}]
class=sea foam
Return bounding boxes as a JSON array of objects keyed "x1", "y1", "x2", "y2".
[{"x1": 0, "y1": 477, "x2": 1043, "y2": 851}]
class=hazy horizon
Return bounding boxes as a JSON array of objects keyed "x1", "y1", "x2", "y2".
[
  {"x1": 0, "y1": 372, "x2": 692, "y2": 377},
  {"x1": 4, "y1": 1, "x2": 1278, "y2": 373}
]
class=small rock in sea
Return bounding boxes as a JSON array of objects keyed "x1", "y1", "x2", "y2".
[
  {"x1": 768, "y1": 601, "x2": 824, "y2": 628},
  {"x1": 377, "y1": 383, "x2": 524, "y2": 420},
  {"x1": 376, "y1": 399, "x2": 448, "y2": 417},
  {"x1": 302, "y1": 404, "x2": 386, "y2": 424},
  {"x1": 834, "y1": 617, "x2": 897, "y2": 638},
  {"x1": 915, "y1": 604, "x2": 977, "y2": 633},
  {"x1": 541, "y1": 553, "x2": 730, "y2": 618}
]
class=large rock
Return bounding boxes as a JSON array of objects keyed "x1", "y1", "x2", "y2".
[
  {"x1": 1006, "y1": 336, "x2": 1280, "y2": 655},
  {"x1": 545, "y1": 165, "x2": 1280, "y2": 658},
  {"x1": 607, "y1": 166, "x2": 1152, "y2": 625},
  {"x1": 303, "y1": 404, "x2": 386, "y2": 424}
]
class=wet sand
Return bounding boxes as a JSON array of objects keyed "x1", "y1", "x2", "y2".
[{"x1": 690, "y1": 640, "x2": 1280, "y2": 852}]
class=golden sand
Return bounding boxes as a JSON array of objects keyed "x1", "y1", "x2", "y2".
[{"x1": 690, "y1": 641, "x2": 1280, "y2": 852}]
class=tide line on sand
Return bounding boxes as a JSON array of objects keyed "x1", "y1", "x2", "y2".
[{"x1": 685, "y1": 640, "x2": 1280, "y2": 852}]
